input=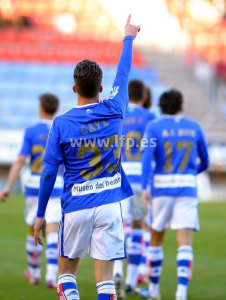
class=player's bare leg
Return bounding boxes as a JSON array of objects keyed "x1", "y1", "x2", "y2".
[
  {"x1": 177, "y1": 229, "x2": 193, "y2": 247},
  {"x1": 150, "y1": 229, "x2": 166, "y2": 247},
  {"x1": 57, "y1": 257, "x2": 80, "y2": 299},
  {"x1": 94, "y1": 259, "x2": 114, "y2": 282},
  {"x1": 94, "y1": 259, "x2": 117, "y2": 299},
  {"x1": 45, "y1": 223, "x2": 59, "y2": 288},
  {"x1": 58, "y1": 257, "x2": 80, "y2": 277},
  {"x1": 24, "y1": 226, "x2": 42, "y2": 285},
  {"x1": 175, "y1": 229, "x2": 194, "y2": 300},
  {"x1": 145, "y1": 229, "x2": 166, "y2": 300}
]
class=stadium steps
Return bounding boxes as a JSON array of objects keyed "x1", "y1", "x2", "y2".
[{"x1": 142, "y1": 50, "x2": 226, "y2": 143}]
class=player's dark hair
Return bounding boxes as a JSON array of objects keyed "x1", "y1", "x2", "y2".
[
  {"x1": 73, "y1": 60, "x2": 103, "y2": 98},
  {"x1": 39, "y1": 93, "x2": 59, "y2": 115},
  {"x1": 128, "y1": 79, "x2": 144, "y2": 102},
  {"x1": 143, "y1": 85, "x2": 152, "y2": 109},
  {"x1": 159, "y1": 89, "x2": 183, "y2": 115}
]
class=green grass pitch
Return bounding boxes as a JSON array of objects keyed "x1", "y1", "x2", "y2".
[{"x1": 0, "y1": 194, "x2": 225, "y2": 300}]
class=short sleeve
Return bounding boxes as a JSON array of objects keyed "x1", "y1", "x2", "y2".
[
  {"x1": 43, "y1": 118, "x2": 63, "y2": 165},
  {"x1": 19, "y1": 128, "x2": 31, "y2": 156}
]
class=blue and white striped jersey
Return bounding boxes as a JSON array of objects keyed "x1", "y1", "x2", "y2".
[{"x1": 142, "y1": 115, "x2": 209, "y2": 197}]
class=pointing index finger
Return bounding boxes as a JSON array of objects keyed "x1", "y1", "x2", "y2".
[{"x1": 126, "y1": 14, "x2": 131, "y2": 25}]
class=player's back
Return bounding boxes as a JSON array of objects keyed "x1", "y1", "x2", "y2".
[
  {"x1": 145, "y1": 115, "x2": 209, "y2": 197},
  {"x1": 23, "y1": 121, "x2": 52, "y2": 175},
  {"x1": 122, "y1": 103, "x2": 155, "y2": 185},
  {"x1": 57, "y1": 104, "x2": 122, "y2": 178},
  {"x1": 45, "y1": 101, "x2": 133, "y2": 213},
  {"x1": 20, "y1": 121, "x2": 63, "y2": 196}
]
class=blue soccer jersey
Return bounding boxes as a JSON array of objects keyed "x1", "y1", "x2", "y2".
[
  {"x1": 142, "y1": 115, "x2": 209, "y2": 197},
  {"x1": 19, "y1": 120, "x2": 63, "y2": 197},
  {"x1": 122, "y1": 103, "x2": 156, "y2": 185},
  {"x1": 42, "y1": 36, "x2": 134, "y2": 214}
]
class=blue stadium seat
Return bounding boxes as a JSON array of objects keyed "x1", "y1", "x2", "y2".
[{"x1": 0, "y1": 62, "x2": 161, "y2": 129}]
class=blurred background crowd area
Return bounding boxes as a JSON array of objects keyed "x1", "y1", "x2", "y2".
[{"x1": 0, "y1": 0, "x2": 226, "y2": 199}]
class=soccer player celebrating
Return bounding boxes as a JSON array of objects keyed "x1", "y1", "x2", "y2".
[
  {"x1": 118, "y1": 80, "x2": 155, "y2": 296},
  {"x1": 142, "y1": 90, "x2": 209, "y2": 300},
  {"x1": 0, "y1": 94, "x2": 63, "y2": 288},
  {"x1": 34, "y1": 15, "x2": 140, "y2": 300}
]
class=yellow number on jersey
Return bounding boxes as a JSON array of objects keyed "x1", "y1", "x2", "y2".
[
  {"x1": 77, "y1": 145, "x2": 103, "y2": 180},
  {"x1": 125, "y1": 131, "x2": 142, "y2": 161},
  {"x1": 78, "y1": 135, "x2": 121, "y2": 180},
  {"x1": 31, "y1": 145, "x2": 45, "y2": 173},
  {"x1": 163, "y1": 140, "x2": 194, "y2": 173}
]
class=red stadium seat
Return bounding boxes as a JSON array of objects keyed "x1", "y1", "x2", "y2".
[{"x1": 0, "y1": 28, "x2": 145, "y2": 65}]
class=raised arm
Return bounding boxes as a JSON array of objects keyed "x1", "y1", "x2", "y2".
[
  {"x1": 107, "y1": 15, "x2": 140, "y2": 116},
  {"x1": 116, "y1": 15, "x2": 140, "y2": 76}
]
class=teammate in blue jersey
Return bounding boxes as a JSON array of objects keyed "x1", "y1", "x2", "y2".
[
  {"x1": 33, "y1": 15, "x2": 140, "y2": 300},
  {"x1": 141, "y1": 90, "x2": 209, "y2": 300},
  {"x1": 114, "y1": 80, "x2": 155, "y2": 296},
  {"x1": 0, "y1": 94, "x2": 63, "y2": 288}
]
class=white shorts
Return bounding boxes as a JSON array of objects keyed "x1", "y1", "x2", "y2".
[
  {"x1": 25, "y1": 196, "x2": 62, "y2": 226},
  {"x1": 121, "y1": 184, "x2": 146, "y2": 221},
  {"x1": 58, "y1": 202, "x2": 126, "y2": 260},
  {"x1": 145, "y1": 197, "x2": 200, "y2": 232}
]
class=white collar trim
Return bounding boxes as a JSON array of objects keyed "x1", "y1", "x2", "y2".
[{"x1": 76, "y1": 103, "x2": 99, "y2": 108}]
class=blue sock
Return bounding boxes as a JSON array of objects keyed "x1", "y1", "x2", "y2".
[
  {"x1": 125, "y1": 229, "x2": 143, "y2": 287},
  {"x1": 46, "y1": 232, "x2": 58, "y2": 282},
  {"x1": 138, "y1": 230, "x2": 151, "y2": 276},
  {"x1": 176, "y1": 246, "x2": 193, "y2": 299},
  {"x1": 26, "y1": 235, "x2": 42, "y2": 279},
  {"x1": 96, "y1": 281, "x2": 116, "y2": 299},
  {"x1": 57, "y1": 274, "x2": 79, "y2": 300},
  {"x1": 147, "y1": 246, "x2": 163, "y2": 297},
  {"x1": 97, "y1": 295, "x2": 116, "y2": 300}
]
